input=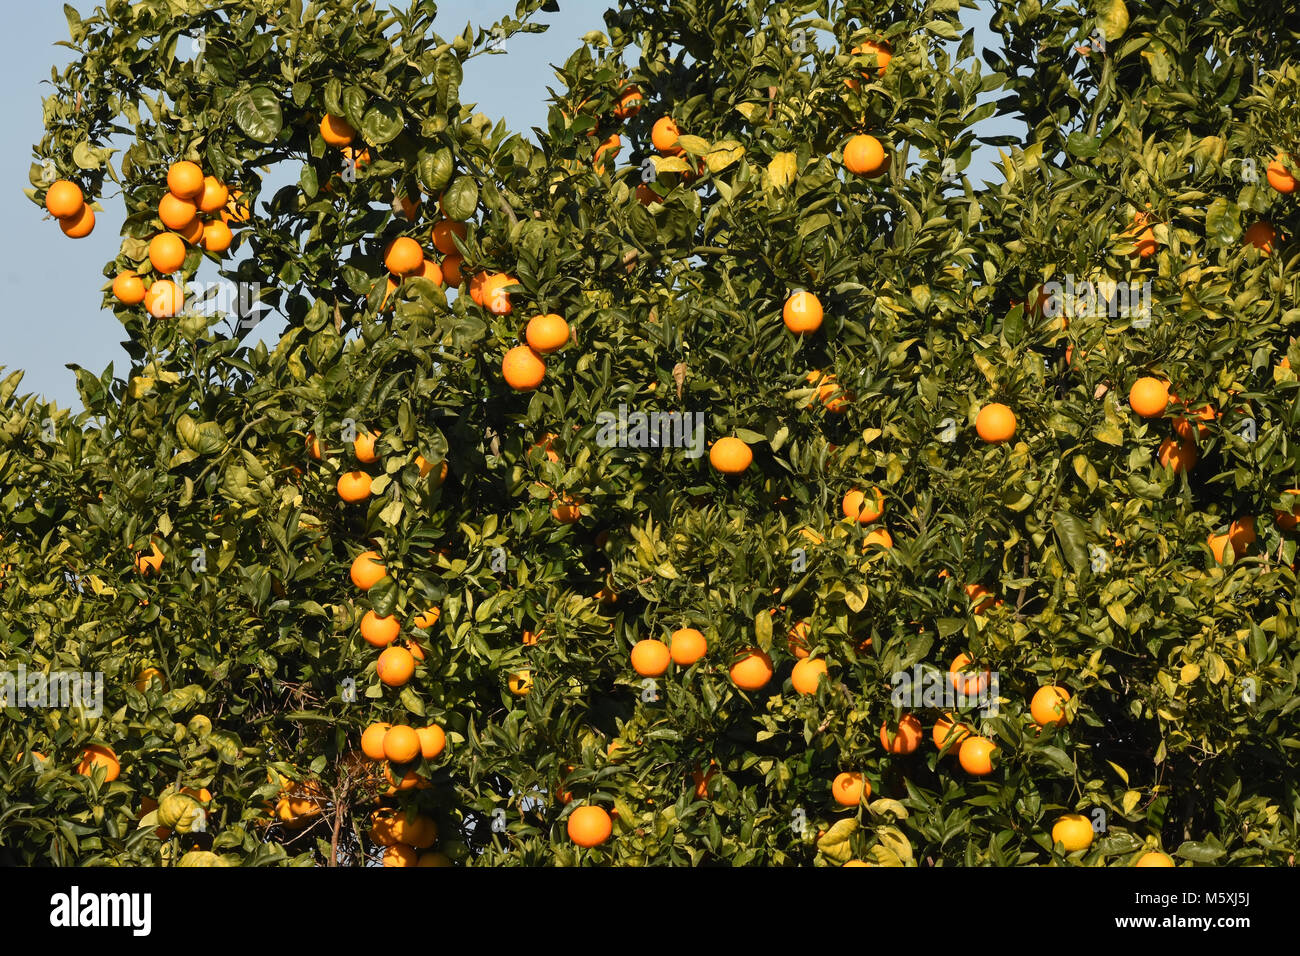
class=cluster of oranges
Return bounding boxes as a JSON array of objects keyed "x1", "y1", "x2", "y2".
[
  {"x1": 108, "y1": 161, "x2": 244, "y2": 319},
  {"x1": 44, "y1": 179, "x2": 96, "y2": 238},
  {"x1": 369, "y1": 804, "x2": 448, "y2": 867}
]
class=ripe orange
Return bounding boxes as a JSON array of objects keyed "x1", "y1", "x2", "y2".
[
  {"x1": 729, "y1": 648, "x2": 774, "y2": 690},
  {"x1": 377, "y1": 646, "x2": 416, "y2": 687},
  {"x1": 385, "y1": 236, "x2": 424, "y2": 276},
  {"x1": 843, "y1": 134, "x2": 887, "y2": 176},
  {"x1": 319, "y1": 114, "x2": 356, "y2": 147},
  {"x1": 360, "y1": 610, "x2": 400, "y2": 647},
  {"x1": 144, "y1": 279, "x2": 183, "y2": 318},
  {"x1": 805, "y1": 370, "x2": 849, "y2": 412},
  {"x1": 221, "y1": 190, "x2": 251, "y2": 223},
  {"x1": 354, "y1": 429, "x2": 380, "y2": 463},
  {"x1": 382, "y1": 725, "x2": 421, "y2": 763},
  {"x1": 1135, "y1": 851, "x2": 1175, "y2": 867},
  {"x1": 59, "y1": 205, "x2": 95, "y2": 238},
  {"x1": 430, "y1": 219, "x2": 467, "y2": 255},
  {"x1": 158, "y1": 192, "x2": 198, "y2": 230},
  {"x1": 567, "y1": 805, "x2": 612, "y2": 847},
  {"x1": 1157, "y1": 437, "x2": 1197, "y2": 474},
  {"x1": 482, "y1": 273, "x2": 516, "y2": 315},
  {"x1": 350, "y1": 550, "x2": 387, "y2": 590},
  {"x1": 709, "y1": 436, "x2": 753, "y2": 474},
  {"x1": 502, "y1": 345, "x2": 546, "y2": 390},
  {"x1": 526, "y1": 313, "x2": 570, "y2": 354},
  {"x1": 469, "y1": 271, "x2": 490, "y2": 306},
  {"x1": 441, "y1": 255, "x2": 464, "y2": 285},
  {"x1": 975, "y1": 403, "x2": 1016, "y2": 442},
  {"x1": 197, "y1": 176, "x2": 229, "y2": 213},
  {"x1": 1274, "y1": 489, "x2": 1300, "y2": 531},
  {"x1": 360, "y1": 722, "x2": 391, "y2": 760},
  {"x1": 669, "y1": 627, "x2": 708, "y2": 666},
  {"x1": 1266, "y1": 154, "x2": 1296, "y2": 193},
  {"x1": 786, "y1": 619, "x2": 811, "y2": 658},
  {"x1": 948, "y1": 653, "x2": 989, "y2": 696},
  {"x1": 791, "y1": 657, "x2": 828, "y2": 694},
  {"x1": 134, "y1": 667, "x2": 166, "y2": 692},
  {"x1": 149, "y1": 233, "x2": 187, "y2": 274},
  {"x1": 1030, "y1": 685, "x2": 1071, "y2": 726},
  {"x1": 614, "y1": 84, "x2": 643, "y2": 119},
  {"x1": 593, "y1": 133, "x2": 621, "y2": 174},
  {"x1": 337, "y1": 470, "x2": 372, "y2": 503},
  {"x1": 851, "y1": 39, "x2": 892, "y2": 78},
  {"x1": 413, "y1": 607, "x2": 441, "y2": 629},
  {"x1": 842, "y1": 487, "x2": 884, "y2": 524},
  {"x1": 880, "y1": 714, "x2": 923, "y2": 754},
  {"x1": 862, "y1": 528, "x2": 893, "y2": 550},
  {"x1": 958, "y1": 736, "x2": 996, "y2": 775},
  {"x1": 831, "y1": 771, "x2": 870, "y2": 806},
  {"x1": 1051, "y1": 814, "x2": 1094, "y2": 852},
  {"x1": 201, "y1": 220, "x2": 233, "y2": 254},
  {"x1": 112, "y1": 272, "x2": 146, "y2": 306},
  {"x1": 1243, "y1": 221, "x2": 1277, "y2": 255},
  {"x1": 177, "y1": 215, "x2": 204, "y2": 245},
  {"x1": 45, "y1": 180, "x2": 84, "y2": 219},
  {"x1": 783, "y1": 290, "x2": 823, "y2": 333},
  {"x1": 1208, "y1": 517, "x2": 1256, "y2": 563},
  {"x1": 134, "y1": 541, "x2": 164, "y2": 575},
  {"x1": 651, "y1": 116, "x2": 682, "y2": 155},
  {"x1": 507, "y1": 670, "x2": 533, "y2": 695},
  {"x1": 167, "y1": 161, "x2": 204, "y2": 199},
  {"x1": 419, "y1": 258, "x2": 444, "y2": 285},
  {"x1": 77, "y1": 745, "x2": 120, "y2": 782},
  {"x1": 382, "y1": 844, "x2": 418, "y2": 867},
  {"x1": 933, "y1": 715, "x2": 970, "y2": 753},
  {"x1": 1129, "y1": 377, "x2": 1169, "y2": 417},
  {"x1": 1172, "y1": 403, "x2": 1215, "y2": 441},
  {"x1": 416, "y1": 725, "x2": 446, "y2": 760},
  {"x1": 630, "y1": 638, "x2": 672, "y2": 676}
]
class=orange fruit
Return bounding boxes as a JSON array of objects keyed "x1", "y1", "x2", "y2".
[
  {"x1": 1157, "y1": 437, "x2": 1197, "y2": 474},
  {"x1": 831, "y1": 771, "x2": 870, "y2": 806},
  {"x1": 177, "y1": 215, "x2": 204, "y2": 245},
  {"x1": 158, "y1": 192, "x2": 198, "y2": 230},
  {"x1": 805, "y1": 370, "x2": 849, "y2": 412},
  {"x1": 149, "y1": 233, "x2": 187, "y2": 274},
  {"x1": 416, "y1": 725, "x2": 446, "y2": 760},
  {"x1": 1243, "y1": 221, "x2": 1277, "y2": 255},
  {"x1": 59, "y1": 205, "x2": 95, "y2": 238},
  {"x1": 507, "y1": 670, "x2": 533, "y2": 695},
  {"x1": 360, "y1": 610, "x2": 400, "y2": 647},
  {"x1": 382, "y1": 844, "x2": 418, "y2": 867},
  {"x1": 1129, "y1": 377, "x2": 1169, "y2": 417},
  {"x1": 349, "y1": 550, "x2": 387, "y2": 590},
  {"x1": 651, "y1": 116, "x2": 682, "y2": 155},
  {"x1": 319, "y1": 114, "x2": 356, "y2": 147},
  {"x1": 45, "y1": 179, "x2": 84, "y2": 219},
  {"x1": 419, "y1": 258, "x2": 444, "y2": 285},
  {"x1": 669, "y1": 627, "x2": 707, "y2": 666},
  {"x1": 417, "y1": 852, "x2": 452, "y2": 867},
  {"x1": 1208, "y1": 517, "x2": 1256, "y2": 563},
  {"x1": 1172, "y1": 404, "x2": 1215, "y2": 441},
  {"x1": 1030, "y1": 685, "x2": 1071, "y2": 726},
  {"x1": 413, "y1": 607, "x2": 441, "y2": 629},
  {"x1": 522, "y1": 629, "x2": 540, "y2": 646},
  {"x1": 549, "y1": 493, "x2": 582, "y2": 523},
  {"x1": 709, "y1": 436, "x2": 753, "y2": 474},
  {"x1": 975, "y1": 403, "x2": 1016, "y2": 442},
  {"x1": 482, "y1": 273, "x2": 516, "y2": 315},
  {"x1": 201, "y1": 220, "x2": 233, "y2": 254},
  {"x1": 948, "y1": 653, "x2": 989, "y2": 696},
  {"x1": 783, "y1": 290, "x2": 824, "y2": 333},
  {"x1": 614, "y1": 84, "x2": 643, "y2": 119},
  {"x1": 1266, "y1": 154, "x2": 1296, "y2": 193},
  {"x1": 880, "y1": 714, "x2": 923, "y2": 754},
  {"x1": 729, "y1": 648, "x2": 774, "y2": 691},
  {"x1": 502, "y1": 345, "x2": 546, "y2": 390},
  {"x1": 567, "y1": 805, "x2": 612, "y2": 847},
  {"x1": 1051, "y1": 814, "x2": 1094, "y2": 852},
  {"x1": 384, "y1": 764, "x2": 426, "y2": 793},
  {"x1": 851, "y1": 39, "x2": 892, "y2": 78},
  {"x1": 77, "y1": 745, "x2": 120, "y2": 782},
  {"x1": 791, "y1": 657, "x2": 828, "y2": 695},
  {"x1": 385, "y1": 236, "x2": 424, "y2": 276},
  {"x1": 337, "y1": 470, "x2": 372, "y2": 503},
  {"x1": 843, "y1": 134, "x2": 887, "y2": 176},
  {"x1": 431, "y1": 219, "x2": 467, "y2": 255},
  {"x1": 360, "y1": 722, "x2": 391, "y2": 760},
  {"x1": 112, "y1": 272, "x2": 146, "y2": 306},
  {"x1": 526, "y1": 313, "x2": 570, "y2": 354},
  {"x1": 631, "y1": 638, "x2": 671, "y2": 676},
  {"x1": 842, "y1": 487, "x2": 884, "y2": 524},
  {"x1": 221, "y1": 190, "x2": 251, "y2": 223},
  {"x1": 144, "y1": 279, "x2": 183, "y2": 318},
  {"x1": 1274, "y1": 488, "x2": 1300, "y2": 531},
  {"x1": 377, "y1": 646, "x2": 416, "y2": 687},
  {"x1": 134, "y1": 541, "x2": 164, "y2": 575},
  {"x1": 786, "y1": 619, "x2": 811, "y2": 658},
  {"x1": 134, "y1": 667, "x2": 166, "y2": 692},
  {"x1": 354, "y1": 429, "x2": 380, "y2": 463},
  {"x1": 593, "y1": 133, "x2": 621, "y2": 174},
  {"x1": 933, "y1": 715, "x2": 970, "y2": 753},
  {"x1": 382, "y1": 725, "x2": 421, "y2": 763},
  {"x1": 469, "y1": 271, "x2": 490, "y2": 305},
  {"x1": 167, "y1": 161, "x2": 205, "y2": 199},
  {"x1": 1135, "y1": 851, "x2": 1176, "y2": 867},
  {"x1": 197, "y1": 176, "x2": 229, "y2": 213},
  {"x1": 862, "y1": 528, "x2": 893, "y2": 550},
  {"x1": 958, "y1": 736, "x2": 996, "y2": 776}
]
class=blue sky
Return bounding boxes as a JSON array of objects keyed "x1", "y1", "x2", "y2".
[{"x1": 4, "y1": 1, "x2": 1011, "y2": 410}]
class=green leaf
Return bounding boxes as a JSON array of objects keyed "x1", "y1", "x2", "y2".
[
  {"x1": 362, "y1": 101, "x2": 404, "y2": 145},
  {"x1": 233, "y1": 87, "x2": 284, "y2": 143},
  {"x1": 441, "y1": 175, "x2": 479, "y2": 221},
  {"x1": 1174, "y1": 840, "x2": 1225, "y2": 863},
  {"x1": 1097, "y1": 0, "x2": 1130, "y2": 41},
  {"x1": 1052, "y1": 511, "x2": 1089, "y2": 573}
]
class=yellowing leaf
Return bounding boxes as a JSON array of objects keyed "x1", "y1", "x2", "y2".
[
  {"x1": 1098, "y1": 0, "x2": 1129, "y2": 41},
  {"x1": 765, "y1": 151, "x2": 797, "y2": 190},
  {"x1": 817, "y1": 818, "x2": 857, "y2": 862},
  {"x1": 1122, "y1": 789, "x2": 1141, "y2": 814},
  {"x1": 705, "y1": 141, "x2": 744, "y2": 172},
  {"x1": 734, "y1": 103, "x2": 762, "y2": 122},
  {"x1": 674, "y1": 134, "x2": 711, "y2": 156},
  {"x1": 653, "y1": 155, "x2": 690, "y2": 174},
  {"x1": 1180, "y1": 662, "x2": 1201, "y2": 684}
]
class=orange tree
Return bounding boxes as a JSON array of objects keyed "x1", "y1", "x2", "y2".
[{"x1": 1, "y1": 0, "x2": 1298, "y2": 865}]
